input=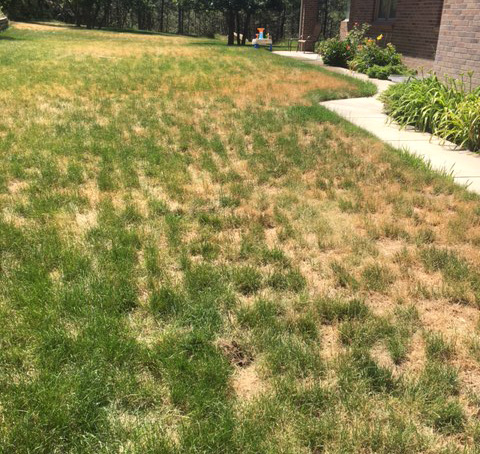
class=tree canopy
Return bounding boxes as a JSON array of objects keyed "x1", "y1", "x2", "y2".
[{"x1": 0, "y1": 0, "x2": 347, "y2": 44}]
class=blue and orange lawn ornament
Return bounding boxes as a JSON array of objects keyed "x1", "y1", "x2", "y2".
[{"x1": 253, "y1": 28, "x2": 272, "y2": 51}]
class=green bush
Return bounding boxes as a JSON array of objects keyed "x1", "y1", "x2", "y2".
[
  {"x1": 365, "y1": 64, "x2": 407, "y2": 80},
  {"x1": 317, "y1": 39, "x2": 353, "y2": 68},
  {"x1": 318, "y1": 24, "x2": 409, "y2": 79},
  {"x1": 381, "y1": 75, "x2": 480, "y2": 151},
  {"x1": 318, "y1": 23, "x2": 368, "y2": 68},
  {"x1": 349, "y1": 41, "x2": 405, "y2": 74}
]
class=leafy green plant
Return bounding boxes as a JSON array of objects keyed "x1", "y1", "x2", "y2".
[
  {"x1": 382, "y1": 75, "x2": 480, "y2": 151},
  {"x1": 318, "y1": 23, "x2": 369, "y2": 68},
  {"x1": 365, "y1": 63, "x2": 408, "y2": 80},
  {"x1": 319, "y1": 26, "x2": 409, "y2": 79},
  {"x1": 349, "y1": 38, "x2": 409, "y2": 79},
  {"x1": 318, "y1": 38, "x2": 354, "y2": 68}
]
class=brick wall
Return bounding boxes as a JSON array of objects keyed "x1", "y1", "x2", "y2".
[
  {"x1": 434, "y1": 0, "x2": 480, "y2": 88},
  {"x1": 346, "y1": 0, "x2": 444, "y2": 61},
  {"x1": 299, "y1": 0, "x2": 319, "y2": 51}
]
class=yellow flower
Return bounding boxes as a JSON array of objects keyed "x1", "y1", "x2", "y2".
[{"x1": 377, "y1": 34, "x2": 383, "y2": 40}]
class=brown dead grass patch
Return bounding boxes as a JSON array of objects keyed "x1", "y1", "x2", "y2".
[
  {"x1": 224, "y1": 70, "x2": 352, "y2": 108},
  {"x1": 12, "y1": 21, "x2": 77, "y2": 31},
  {"x1": 419, "y1": 300, "x2": 477, "y2": 340},
  {"x1": 322, "y1": 324, "x2": 341, "y2": 361},
  {"x1": 397, "y1": 331, "x2": 426, "y2": 376},
  {"x1": 371, "y1": 342, "x2": 396, "y2": 370},
  {"x1": 232, "y1": 363, "x2": 266, "y2": 401}
]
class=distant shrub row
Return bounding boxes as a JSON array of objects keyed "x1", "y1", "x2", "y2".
[
  {"x1": 382, "y1": 74, "x2": 480, "y2": 152},
  {"x1": 318, "y1": 24, "x2": 410, "y2": 80}
]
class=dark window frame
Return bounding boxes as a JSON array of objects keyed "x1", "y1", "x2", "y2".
[{"x1": 376, "y1": 0, "x2": 397, "y2": 21}]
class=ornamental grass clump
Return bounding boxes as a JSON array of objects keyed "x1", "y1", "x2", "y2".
[{"x1": 382, "y1": 74, "x2": 480, "y2": 151}]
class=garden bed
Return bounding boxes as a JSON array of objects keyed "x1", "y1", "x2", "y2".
[
  {"x1": 318, "y1": 24, "x2": 411, "y2": 80},
  {"x1": 382, "y1": 75, "x2": 480, "y2": 152}
]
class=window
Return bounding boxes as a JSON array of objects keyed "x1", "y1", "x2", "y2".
[{"x1": 377, "y1": 0, "x2": 397, "y2": 20}]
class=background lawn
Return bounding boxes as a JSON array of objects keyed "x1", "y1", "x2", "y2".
[{"x1": 1, "y1": 22, "x2": 480, "y2": 454}]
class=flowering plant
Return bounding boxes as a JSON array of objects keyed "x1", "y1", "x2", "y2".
[
  {"x1": 348, "y1": 39, "x2": 408, "y2": 79},
  {"x1": 318, "y1": 23, "x2": 410, "y2": 79},
  {"x1": 318, "y1": 23, "x2": 369, "y2": 68}
]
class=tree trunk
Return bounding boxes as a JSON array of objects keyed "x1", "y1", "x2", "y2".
[
  {"x1": 278, "y1": 7, "x2": 286, "y2": 40},
  {"x1": 323, "y1": 0, "x2": 329, "y2": 38},
  {"x1": 241, "y1": 11, "x2": 251, "y2": 45},
  {"x1": 137, "y1": 4, "x2": 144, "y2": 30},
  {"x1": 177, "y1": 7, "x2": 183, "y2": 34},
  {"x1": 159, "y1": 0, "x2": 164, "y2": 31},
  {"x1": 100, "y1": 1, "x2": 111, "y2": 28},
  {"x1": 236, "y1": 11, "x2": 241, "y2": 45},
  {"x1": 74, "y1": 0, "x2": 81, "y2": 26},
  {"x1": 227, "y1": 9, "x2": 235, "y2": 45}
]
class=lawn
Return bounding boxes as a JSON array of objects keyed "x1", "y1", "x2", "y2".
[{"x1": 1, "y1": 22, "x2": 480, "y2": 454}]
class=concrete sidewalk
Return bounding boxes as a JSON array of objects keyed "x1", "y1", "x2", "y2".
[{"x1": 272, "y1": 51, "x2": 480, "y2": 195}]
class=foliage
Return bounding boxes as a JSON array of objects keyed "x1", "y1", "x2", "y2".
[
  {"x1": 318, "y1": 23, "x2": 368, "y2": 68},
  {"x1": 365, "y1": 63, "x2": 408, "y2": 80},
  {"x1": 317, "y1": 38, "x2": 353, "y2": 67},
  {"x1": 349, "y1": 40, "x2": 409, "y2": 79},
  {"x1": 382, "y1": 74, "x2": 480, "y2": 151},
  {"x1": 0, "y1": 0, "x2": 295, "y2": 40},
  {"x1": 318, "y1": 24, "x2": 408, "y2": 79},
  {"x1": 350, "y1": 41, "x2": 402, "y2": 71},
  {"x1": 0, "y1": 0, "x2": 348, "y2": 45},
  {"x1": 344, "y1": 22, "x2": 369, "y2": 50}
]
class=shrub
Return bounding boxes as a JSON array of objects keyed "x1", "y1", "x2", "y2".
[
  {"x1": 349, "y1": 41, "x2": 405, "y2": 74},
  {"x1": 365, "y1": 64, "x2": 407, "y2": 80},
  {"x1": 319, "y1": 25, "x2": 409, "y2": 79},
  {"x1": 318, "y1": 23, "x2": 369, "y2": 68},
  {"x1": 317, "y1": 39, "x2": 353, "y2": 68},
  {"x1": 381, "y1": 75, "x2": 480, "y2": 151}
]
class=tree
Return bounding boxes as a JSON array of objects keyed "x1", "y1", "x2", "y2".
[{"x1": 0, "y1": 0, "x2": 345, "y2": 42}]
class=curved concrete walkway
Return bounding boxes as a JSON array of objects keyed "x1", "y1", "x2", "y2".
[{"x1": 273, "y1": 51, "x2": 480, "y2": 195}]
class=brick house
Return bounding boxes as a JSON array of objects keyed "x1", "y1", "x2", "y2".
[{"x1": 299, "y1": 0, "x2": 480, "y2": 87}]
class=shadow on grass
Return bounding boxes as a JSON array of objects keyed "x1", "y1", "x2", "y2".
[
  {"x1": 100, "y1": 26, "x2": 186, "y2": 37},
  {"x1": 26, "y1": 21, "x2": 78, "y2": 29},
  {"x1": 188, "y1": 42, "x2": 291, "y2": 49},
  {"x1": 13, "y1": 21, "x2": 201, "y2": 39},
  {"x1": 187, "y1": 40, "x2": 228, "y2": 47}
]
